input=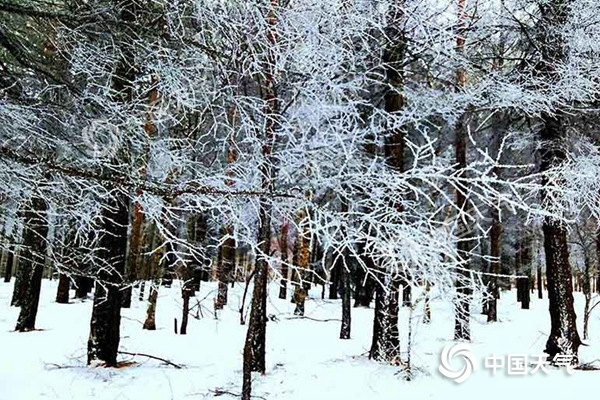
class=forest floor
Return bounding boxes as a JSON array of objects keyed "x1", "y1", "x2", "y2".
[{"x1": 1, "y1": 280, "x2": 599, "y2": 400}]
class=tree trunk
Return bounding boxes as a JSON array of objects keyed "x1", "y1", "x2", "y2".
[
  {"x1": 75, "y1": 276, "x2": 93, "y2": 299},
  {"x1": 487, "y1": 203, "x2": 501, "y2": 323},
  {"x1": 533, "y1": 0, "x2": 580, "y2": 364},
  {"x1": 87, "y1": 196, "x2": 129, "y2": 367},
  {"x1": 56, "y1": 273, "x2": 70, "y2": 304},
  {"x1": 278, "y1": 221, "x2": 289, "y2": 299},
  {"x1": 242, "y1": 206, "x2": 270, "y2": 386},
  {"x1": 139, "y1": 281, "x2": 146, "y2": 301},
  {"x1": 11, "y1": 247, "x2": 27, "y2": 307},
  {"x1": 180, "y1": 284, "x2": 191, "y2": 335},
  {"x1": 543, "y1": 220, "x2": 581, "y2": 361},
  {"x1": 369, "y1": 274, "x2": 401, "y2": 363},
  {"x1": 328, "y1": 253, "x2": 339, "y2": 300},
  {"x1": 215, "y1": 228, "x2": 235, "y2": 310},
  {"x1": 521, "y1": 278, "x2": 530, "y2": 310},
  {"x1": 3, "y1": 244, "x2": 14, "y2": 283},
  {"x1": 401, "y1": 279, "x2": 411, "y2": 307},
  {"x1": 121, "y1": 199, "x2": 145, "y2": 308},
  {"x1": 15, "y1": 198, "x2": 48, "y2": 332},
  {"x1": 353, "y1": 252, "x2": 375, "y2": 308},
  {"x1": 537, "y1": 260, "x2": 543, "y2": 299},
  {"x1": 242, "y1": 0, "x2": 278, "y2": 396},
  {"x1": 423, "y1": 282, "x2": 432, "y2": 324},
  {"x1": 453, "y1": 110, "x2": 472, "y2": 341},
  {"x1": 339, "y1": 256, "x2": 351, "y2": 339},
  {"x1": 582, "y1": 254, "x2": 591, "y2": 340},
  {"x1": 143, "y1": 279, "x2": 159, "y2": 330},
  {"x1": 292, "y1": 208, "x2": 311, "y2": 316},
  {"x1": 452, "y1": 0, "x2": 472, "y2": 342}
]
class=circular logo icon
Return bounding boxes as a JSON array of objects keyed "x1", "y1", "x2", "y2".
[
  {"x1": 439, "y1": 344, "x2": 478, "y2": 383},
  {"x1": 81, "y1": 119, "x2": 120, "y2": 159}
]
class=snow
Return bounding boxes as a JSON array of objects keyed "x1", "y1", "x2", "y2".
[{"x1": 0, "y1": 280, "x2": 597, "y2": 400}]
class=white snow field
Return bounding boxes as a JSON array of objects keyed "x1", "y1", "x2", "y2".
[{"x1": 0, "y1": 280, "x2": 598, "y2": 400}]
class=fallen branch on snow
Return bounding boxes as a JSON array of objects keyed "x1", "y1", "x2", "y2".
[
  {"x1": 285, "y1": 316, "x2": 341, "y2": 322},
  {"x1": 118, "y1": 351, "x2": 183, "y2": 369}
]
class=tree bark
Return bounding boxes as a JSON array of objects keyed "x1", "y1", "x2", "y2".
[
  {"x1": 352, "y1": 261, "x2": 375, "y2": 308},
  {"x1": 143, "y1": 279, "x2": 159, "y2": 330},
  {"x1": 11, "y1": 247, "x2": 27, "y2": 307},
  {"x1": 453, "y1": 110, "x2": 472, "y2": 341},
  {"x1": 521, "y1": 278, "x2": 530, "y2": 309},
  {"x1": 533, "y1": 0, "x2": 580, "y2": 365},
  {"x1": 278, "y1": 221, "x2": 289, "y2": 299},
  {"x1": 339, "y1": 256, "x2": 351, "y2": 339},
  {"x1": 3, "y1": 243, "x2": 14, "y2": 283},
  {"x1": 452, "y1": 0, "x2": 472, "y2": 342},
  {"x1": 328, "y1": 251, "x2": 339, "y2": 300},
  {"x1": 56, "y1": 273, "x2": 70, "y2": 304},
  {"x1": 537, "y1": 260, "x2": 543, "y2": 299},
  {"x1": 75, "y1": 276, "x2": 93, "y2": 299},
  {"x1": 215, "y1": 227, "x2": 236, "y2": 310},
  {"x1": 369, "y1": 274, "x2": 401, "y2": 363},
  {"x1": 87, "y1": 196, "x2": 129, "y2": 366},
  {"x1": 292, "y1": 208, "x2": 311, "y2": 316},
  {"x1": 242, "y1": 206, "x2": 270, "y2": 380},
  {"x1": 15, "y1": 198, "x2": 48, "y2": 331},
  {"x1": 242, "y1": 2, "x2": 278, "y2": 396}
]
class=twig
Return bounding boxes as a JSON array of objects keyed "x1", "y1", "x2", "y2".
[
  {"x1": 285, "y1": 316, "x2": 341, "y2": 322},
  {"x1": 44, "y1": 362, "x2": 79, "y2": 370},
  {"x1": 239, "y1": 269, "x2": 257, "y2": 325},
  {"x1": 209, "y1": 389, "x2": 266, "y2": 400},
  {"x1": 118, "y1": 351, "x2": 183, "y2": 369}
]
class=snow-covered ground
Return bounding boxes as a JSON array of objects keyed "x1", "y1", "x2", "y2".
[{"x1": 0, "y1": 280, "x2": 597, "y2": 400}]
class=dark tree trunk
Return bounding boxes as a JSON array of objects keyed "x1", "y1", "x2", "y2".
[
  {"x1": 15, "y1": 198, "x2": 48, "y2": 332},
  {"x1": 338, "y1": 195, "x2": 351, "y2": 339},
  {"x1": 11, "y1": 248, "x2": 27, "y2": 307},
  {"x1": 401, "y1": 278, "x2": 411, "y2": 307},
  {"x1": 278, "y1": 221, "x2": 289, "y2": 299},
  {"x1": 3, "y1": 244, "x2": 14, "y2": 283},
  {"x1": 180, "y1": 284, "x2": 191, "y2": 335},
  {"x1": 187, "y1": 214, "x2": 208, "y2": 294},
  {"x1": 242, "y1": 2, "x2": 278, "y2": 396},
  {"x1": 329, "y1": 255, "x2": 339, "y2": 300},
  {"x1": 87, "y1": 196, "x2": 129, "y2": 367},
  {"x1": 534, "y1": 0, "x2": 580, "y2": 364},
  {"x1": 537, "y1": 262, "x2": 543, "y2": 299},
  {"x1": 75, "y1": 276, "x2": 93, "y2": 299},
  {"x1": 353, "y1": 254, "x2": 375, "y2": 308},
  {"x1": 56, "y1": 273, "x2": 70, "y2": 304},
  {"x1": 543, "y1": 220, "x2": 581, "y2": 361},
  {"x1": 339, "y1": 257, "x2": 351, "y2": 339},
  {"x1": 453, "y1": 111, "x2": 472, "y2": 342},
  {"x1": 369, "y1": 275, "x2": 401, "y2": 363},
  {"x1": 452, "y1": 0, "x2": 472, "y2": 343},
  {"x1": 487, "y1": 207, "x2": 500, "y2": 324},
  {"x1": 138, "y1": 280, "x2": 146, "y2": 301},
  {"x1": 242, "y1": 205, "x2": 270, "y2": 383},
  {"x1": 521, "y1": 278, "x2": 530, "y2": 309},
  {"x1": 215, "y1": 228, "x2": 235, "y2": 310}
]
